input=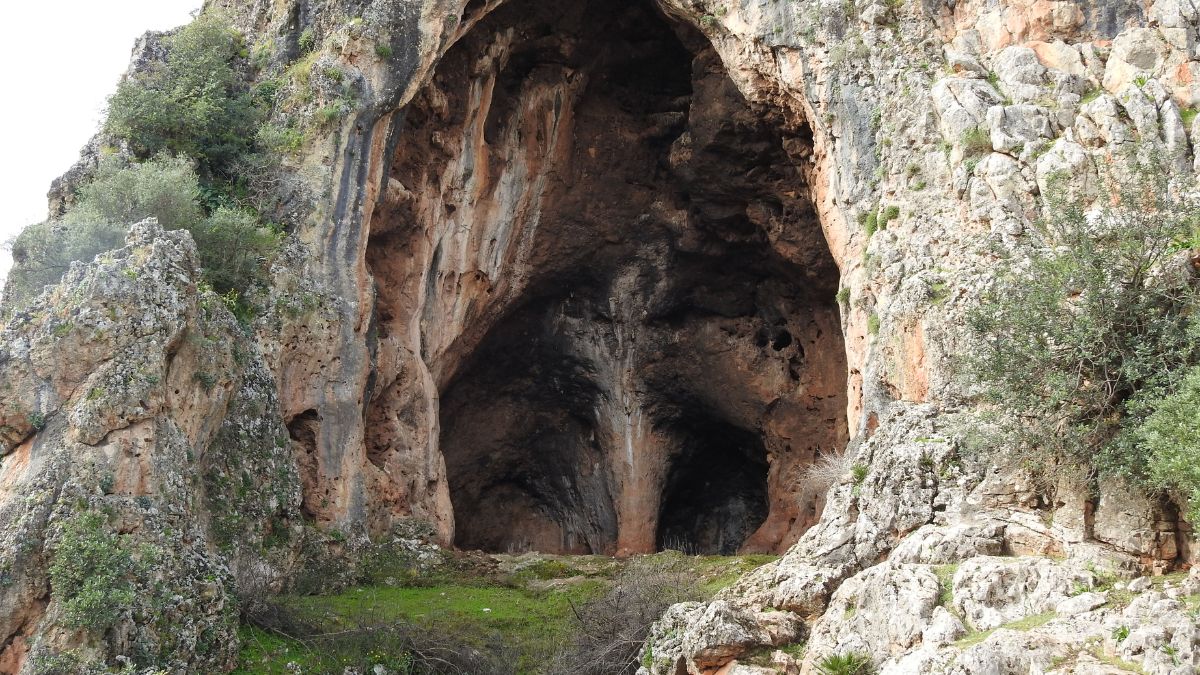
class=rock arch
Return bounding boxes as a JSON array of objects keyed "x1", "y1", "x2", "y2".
[{"x1": 359, "y1": 0, "x2": 848, "y2": 554}]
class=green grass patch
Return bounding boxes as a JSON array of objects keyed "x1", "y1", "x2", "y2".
[
  {"x1": 935, "y1": 564, "x2": 958, "y2": 608},
  {"x1": 238, "y1": 581, "x2": 603, "y2": 673},
  {"x1": 695, "y1": 554, "x2": 779, "y2": 595},
  {"x1": 293, "y1": 582, "x2": 601, "y2": 631},
  {"x1": 955, "y1": 612, "x2": 1056, "y2": 648},
  {"x1": 1151, "y1": 571, "x2": 1189, "y2": 589},
  {"x1": 234, "y1": 626, "x2": 312, "y2": 674},
  {"x1": 236, "y1": 551, "x2": 780, "y2": 674}
]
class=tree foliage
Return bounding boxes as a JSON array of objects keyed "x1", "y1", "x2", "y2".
[
  {"x1": 3, "y1": 154, "x2": 199, "y2": 307},
  {"x1": 967, "y1": 151, "x2": 1200, "y2": 512},
  {"x1": 4, "y1": 156, "x2": 276, "y2": 308},
  {"x1": 4, "y1": 220, "x2": 127, "y2": 307},
  {"x1": 105, "y1": 13, "x2": 263, "y2": 178},
  {"x1": 1131, "y1": 364, "x2": 1200, "y2": 521},
  {"x1": 192, "y1": 205, "x2": 280, "y2": 295},
  {"x1": 65, "y1": 154, "x2": 202, "y2": 230}
]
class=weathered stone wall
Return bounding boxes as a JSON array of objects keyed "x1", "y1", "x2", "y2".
[
  {"x1": 5, "y1": 0, "x2": 1200, "y2": 669},
  {"x1": 0, "y1": 221, "x2": 302, "y2": 673}
]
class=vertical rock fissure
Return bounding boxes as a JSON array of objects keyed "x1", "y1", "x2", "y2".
[{"x1": 364, "y1": 0, "x2": 848, "y2": 555}]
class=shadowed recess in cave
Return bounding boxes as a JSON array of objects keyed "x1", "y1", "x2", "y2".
[
  {"x1": 365, "y1": 0, "x2": 848, "y2": 555},
  {"x1": 656, "y1": 414, "x2": 770, "y2": 556}
]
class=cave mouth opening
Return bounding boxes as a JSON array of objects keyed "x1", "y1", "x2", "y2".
[
  {"x1": 656, "y1": 414, "x2": 770, "y2": 556},
  {"x1": 367, "y1": 0, "x2": 848, "y2": 556}
]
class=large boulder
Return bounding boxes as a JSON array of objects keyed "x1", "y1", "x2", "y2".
[{"x1": 0, "y1": 220, "x2": 301, "y2": 673}]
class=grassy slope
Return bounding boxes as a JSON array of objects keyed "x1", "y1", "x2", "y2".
[{"x1": 234, "y1": 552, "x2": 779, "y2": 674}]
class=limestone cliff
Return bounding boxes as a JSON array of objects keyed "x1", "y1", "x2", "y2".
[{"x1": 3, "y1": 0, "x2": 1200, "y2": 671}]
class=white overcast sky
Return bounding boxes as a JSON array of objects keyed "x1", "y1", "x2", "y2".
[{"x1": 0, "y1": 1, "x2": 201, "y2": 284}]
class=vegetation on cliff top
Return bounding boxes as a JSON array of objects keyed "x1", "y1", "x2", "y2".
[
  {"x1": 4, "y1": 13, "x2": 282, "y2": 313},
  {"x1": 106, "y1": 14, "x2": 263, "y2": 180}
]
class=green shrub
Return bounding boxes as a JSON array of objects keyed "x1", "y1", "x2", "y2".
[
  {"x1": 251, "y1": 39, "x2": 274, "y2": 70},
  {"x1": 5, "y1": 156, "x2": 277, "y2": 310},
  {"x1": 48, "y1": 511, "x2": 134, "y2": 633},
  {"x1": 879, "y1": 205, "x2": 900, "y2": 229},
  {"x1": 3, "y1": 156, "x2": 202, "y2": 308},
  {"x1": 375, "y1": 43, "x2": 394, "y2": 59},
  {"x1": 105, "y1": 14, "x2": 263, "y2": 177},
  {"x1": 863, "y1": 211, "x2": 879, "y2": 237},
  {"x1": 4, "y1": 220, "x2": 125, "y2": 308},
  {"x1": 960, "y1": 127, "x2": 992, "y2": 157},
  {"x1": 298, "y1": 27, "x2": 317, "y2": 54},
  {"x1": 816, "y1": 651, "x2": 874, "y2": 675},
  {"x1": 1130, "y1": 365, "x2": 1200, "y2": 521},
  {"x1": 966, "y1": 151, "x2": 1200, "y2": 485},
  {"x1": 316, "y1": 100, "x2": 351, "y2": 126},
  {"x1": 1182, "y1": 106, "x2": 1199, "y2": 128},
  {"x1": 256, "y1": 122, "x2": 305, "y2": 155},
  {"x1": 192, "y1": 206, "x2": 280, "y2": 294},
  {"x1": 851, "y1": 464, "x2": 869, "y2": 484},
  {"x1": 867, "y1": 313, "x2": 880, "y2": 335},
  {"x1": 65, "y1": 155, "x2": 202, "y2": 231}
]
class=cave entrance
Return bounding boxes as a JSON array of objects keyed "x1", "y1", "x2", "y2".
[
  {"x1": 657, "y1": 416, "x2": 770, "y2": 556},
  {"x1": 366, "y1": 0, "x2": 848, "y2": 556}
]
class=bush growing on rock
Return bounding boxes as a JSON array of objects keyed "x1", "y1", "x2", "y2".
[
  {"x1": 47, "y1": 511, "x2": 135, "y2": 633},
  {"x1": 5, "y1": 155, "x2": 198, "y2": 305},
  {"x1": 3, "y1": 219, "x2": 127, "y2": 308},
  {"x1": 4, "y1": 156, "x2": 277, "y2": 309},
  {"x1": 815, "y1": 651, "x2": 875, "y2": 675},
  {"x1": 192, "y1": 205, "x2": 281, "y2": 295},
  {"x1": 1130, "y1": 364, "x2": 1200, "y2": 521},
  {"x1": 105, "y1": 13, "x2": 263, "y2": 178},
  {"x1": 64, "y1": 154, "x2": 202, "y2": 230},
  {"x1": 4, "y1": 12, "x2": 298, "y2": 314},
  {"x1": 967, "y1": 151, "x2": 1200, "y2": 513}
]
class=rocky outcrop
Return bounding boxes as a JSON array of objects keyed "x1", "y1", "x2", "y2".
[
  {"x1": 5, "y1": 0, "x2": 1200, "y2": 669},
  {"x1": 194, "y1": 0, "x2": 1195, "y2": 567},
  {"x1": 0, "y1": 221, "x2": 302, "y2": 673},
  {"x1": 627, "y1": 0, "x2": 1200, "y2": 663}
]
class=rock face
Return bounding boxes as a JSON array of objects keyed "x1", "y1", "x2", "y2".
[
  {"x1": 0, "y1": 221, "x2": 301, "y2": 672},
  {"x1": 4, "y1": 0, "x2": 1200, "y2": 670},
  {"x1": 373, "y1": 0, "x2": 846, "y2": 556}
]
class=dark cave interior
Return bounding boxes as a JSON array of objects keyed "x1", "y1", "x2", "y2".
[{"x1": 366, "y1": 0, "x2": 847, "y2": 555}]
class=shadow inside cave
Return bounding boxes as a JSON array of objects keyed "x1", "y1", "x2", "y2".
[{"x1": 364, "y1": 0, "x2": 848, "y2": 556}]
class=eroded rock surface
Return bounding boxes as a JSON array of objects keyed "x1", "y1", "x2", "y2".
[
  {"x1": 4, "y1": 0, "x2": 1200, "y2": 670},
  {"x1": 0, "y1": 222, "x2": 302, "y2": 673}
]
